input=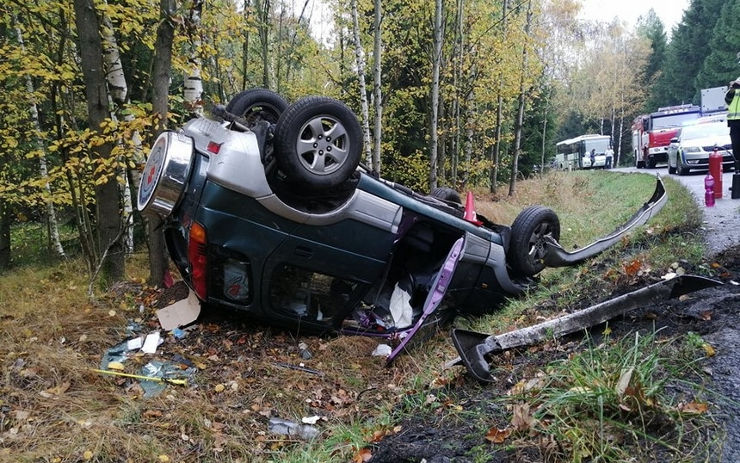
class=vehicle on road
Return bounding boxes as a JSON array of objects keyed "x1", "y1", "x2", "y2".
[
  {"x1": 554, "y1": 134, "x2": 610, "y2": 170},
  {"x1": 633, "y1": 104, "x2": 702, "y2": 169},
  {"x1": 137, "y1": 89, "x2": 667, "y2": 358},
  {"x1": 667, "y1": 119, "x2": 735, "y2": 175}
]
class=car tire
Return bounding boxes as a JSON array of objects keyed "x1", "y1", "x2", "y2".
[
  {"x1": 274, "y1": 96, "x2": 362, "y2": 190},
  {"x1": 668, "y1": 162, "x2": 676, "y2": 174},
  {"x1": 508, "y1": 206, "x2": 560, "y2": 277},
  {"x1": 676, "y1": 154, "x2": 689, "y2": 175},
  {"x1": 430, "y1": 186, "x2": 462, "y2": 205},
  {"x1": 225, "y1": 88, "x2": 288, "y2": 126},
  {"x1": 646, "y1": 156, "x2": 656, "y2": 168}
]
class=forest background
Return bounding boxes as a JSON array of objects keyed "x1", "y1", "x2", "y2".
[{"x1": 1, "y1": 0, "x2": 739, "y2": 287}]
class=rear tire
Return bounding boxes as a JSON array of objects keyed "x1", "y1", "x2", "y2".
[
  {"x1": 509, "y1": 206, "x2": 560, "y2": 277},
  {"x1": 274, "y1": 96, "x2": 362, "y2": 190},
  {"x1": 225, "y1": 88, "x2": 288, "y2": 126}
]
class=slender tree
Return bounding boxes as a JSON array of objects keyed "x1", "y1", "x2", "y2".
[
  {"x1": 147, "y1": 0, "x2": 177, "y2": 286},
  {"x1": 351, "y1": 0, "x2": 371, "y2": 165},
  {"x1": 372, "y1": 0, "x2": 383, "y2": 173},
  {"x1": 73, "y1": 0, "x2": 125, "y2": 284}
]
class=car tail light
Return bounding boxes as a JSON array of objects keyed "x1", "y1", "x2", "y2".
[{"x1": 188, "y1": 222, "x2": 208, "y2": 299}]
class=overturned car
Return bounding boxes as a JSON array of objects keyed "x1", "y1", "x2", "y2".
[{"x1": 138, "y1": 90, "x2": 667, "y2": 361}]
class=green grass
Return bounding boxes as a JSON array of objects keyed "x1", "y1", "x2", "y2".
[
  {"x1": 0, "y1": 170, "x2": 724, "y2": 463},
  {"x1": 505, "y1": 330, "x2": 720, "y2": 462}
]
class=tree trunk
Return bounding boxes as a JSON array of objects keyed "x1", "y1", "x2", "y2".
[
  {"x1": 351, "y1": 0, "x2": 372, "y2": 166},
  {"x1": 101, "y1": 3, "x2": 142, "y2": 254},
  {"x1": 490, "y1": 0, "x2": 508, "y2": 194},
  {"x1": 508, "y1": 0, "x2": 532, "y2": 197},
  {"x1": 429, "y1": 0, "x2": 443, "y2": 190},
  {"x1": 451, "y1": 0, "x2": 464, "y2": 184},
  {"x1": 242, "y1": 0, "x2": 250, "y2": 91},
  {"x1": 0, "y1": 201, "x2": 10, "y2": 270},
  {"x1": 147, "y1": 0, "x2": 178, "y2": 287},
  {"x1": 15, "y1": 19, "x2": 66, "y2": 259},
  {"x1": 74, "y1": 0, "x2": 125, "y2": 284},
  {"x1": 184, "y1": 0, "x2": 204, "y2": 117},
  {"x1": 462, "y1": 87, "x2": 474, "y2": 188},
  {"x1": 372, "y1": 0, "x2": 383, "y2": 174},
  {"x1": 540, "y1": 86, "x2": 551, "y2": 179},
  {"x1": 258, "y1": 0, "x2": 271, "y2": 88}
]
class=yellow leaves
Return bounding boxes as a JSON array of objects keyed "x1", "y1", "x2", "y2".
[
  {"x1": 702, "y1": 343, "x2": 716, "y2": 357},
  {"x1": 83, "y1": 450, "x2": 93, "y2": 460}
]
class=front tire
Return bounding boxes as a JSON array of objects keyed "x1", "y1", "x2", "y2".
[
  {"x1": 676, "y1": 153, "x2": 689, "y2": 175},
  {"x1": 274, "y1": 96, "x2": 362, "y2": 190},
  {"x1": 508, "y1": 206, "x2": 560, "y2": 277}
]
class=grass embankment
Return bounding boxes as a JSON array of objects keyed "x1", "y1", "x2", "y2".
[{"x1": 0, "y1": 171, "x2": 718, "y2": 462}]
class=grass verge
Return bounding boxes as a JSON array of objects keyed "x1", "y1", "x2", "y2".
[{"x1": 0, "y1": 170, "x2": 728, "y2": 462}]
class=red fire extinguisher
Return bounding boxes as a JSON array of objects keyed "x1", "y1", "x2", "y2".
[{"x1": 709, "y1": 146, "x2": 723, "y2": 199}]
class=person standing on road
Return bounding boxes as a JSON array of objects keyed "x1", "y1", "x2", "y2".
[
  {"x1": 724, "y1": 78, "x2": 740, "y2": 171},
  {"x1": 590, "y1": 148, "x2": 596, "y2": 168}
]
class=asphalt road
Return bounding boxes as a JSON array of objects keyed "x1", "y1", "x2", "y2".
[{"x1": 614, "y1": 164, "x2": 740, "y2": 256}]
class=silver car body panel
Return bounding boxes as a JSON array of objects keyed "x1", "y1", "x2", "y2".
[
  {"x1": 461, "y1": 232, "x2": 525, "y2": 295},
  {"x1": 182, "y1": 118, "x2": 403, "y2": 233}
]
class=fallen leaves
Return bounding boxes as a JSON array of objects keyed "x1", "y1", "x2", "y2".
[
  {"x1": 677, "y1": 402, "x2": 708, "y2": 415},
  {"x1": 352, "y1": 448, "x2": 372, "y2": 462},
  {"x1": 485, "y1": 426, "x2": 512, "y2": 443}
]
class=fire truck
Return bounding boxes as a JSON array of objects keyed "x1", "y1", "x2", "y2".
[{"x1": 632, "y1": 104, "x2": 702, "y2": 168}]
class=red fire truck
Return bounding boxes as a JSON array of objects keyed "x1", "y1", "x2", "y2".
[{"x1": 632, "y1": 104, "x2": 702, "y2": 168}]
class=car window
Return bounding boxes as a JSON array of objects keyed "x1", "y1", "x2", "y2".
[
  {"x1": 269, "y1": 264, "x2": 358, "y2": 322},
  {"x1": 680, "y1": 123, "x2": 729, "y2": 141}
]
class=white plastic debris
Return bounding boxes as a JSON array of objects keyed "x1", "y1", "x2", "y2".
[
  {"x1": 389, "y1": 283, "x2": 413, "y2": 329},
  {"x1": 141, "y1": 331, "x2": 161, "y2": 354},
  {"x1": 268, "y1": 418, "x2": 319, "y2": 440},
  {"x1": 156, "y1": 290, "x2": 201, "y2": 331},
  {"x1": 126, "y1": 336, "x2": 144, "y2": 351},
  {"x1": 301, "y1": 415, "x2": 321, "y2": 425},
  {"x1": 372, "y1": 344, "x2": 393, "y2": 357}
]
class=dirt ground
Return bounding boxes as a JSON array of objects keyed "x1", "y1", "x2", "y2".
[{"x1": 368, "y1": 245, "x2": 740, "y2": 463}]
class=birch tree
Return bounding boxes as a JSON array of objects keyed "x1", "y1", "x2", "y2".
[
  {"x1": 184, "y1": 0, "x2": 204, "y2": 117},
  {"x1": 351, "y1": 0, "x2": 372, "y2": 165},
  {"x1": 428, "y1": 0, "x2": 443, "y2": 189},
  {"x1": 371, "y1": 0, "x2": 383, "y2": 173},
  {"x1": 14, "y1": 19, "x2": 66, "y2": 259}
]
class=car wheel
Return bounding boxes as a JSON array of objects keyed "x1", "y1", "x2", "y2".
[
  {"x1": 668, "y1": 161, "x2": 676, "y2": 175},
  {"x1": 646, "y1": 157, "x2": 656, "y2": 168},
  {"x1": 274, "y1": 96, "x2": 362, "y2": 190},
  {"x1": 676, "y1": 154, "x2": 689, "y2": 175},
  {"x1": 509, "y1": 206, "x2": 560, "y2": 277},
  {"x1": 225, "y1": 88, "x2": 288, "y2": 126},
  {"x1": 430, "y1": 186, "x2": 462, "y2": 205}
]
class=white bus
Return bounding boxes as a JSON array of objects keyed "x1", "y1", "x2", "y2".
[{"x1": 554, "y1": 134, "x2": 612, "y2": 170}]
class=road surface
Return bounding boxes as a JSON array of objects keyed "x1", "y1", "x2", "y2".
[{"x1": 615, "y1": 165, "x2": 740, "y2": 256}]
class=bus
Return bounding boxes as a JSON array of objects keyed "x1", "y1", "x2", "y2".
[{"x1": 554, "y1": 134, "x2": 611, "y2": 170}]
